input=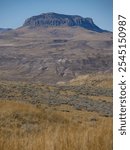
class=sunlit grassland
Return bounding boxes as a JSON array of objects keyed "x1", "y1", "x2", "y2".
[
  {"x1": 0, "y1": 73, "x2": 112, "y2": 150},
  {"x1": 0, "y1": 100, "x2": 112, "y2": 150}
]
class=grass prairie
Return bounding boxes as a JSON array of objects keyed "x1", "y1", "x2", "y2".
[
  {"x1": 0, "y1": 100, "x2": 112, "y2": 150},
  {"x1": 0, "y1": 73, "x2": 112, "y2": 150}
]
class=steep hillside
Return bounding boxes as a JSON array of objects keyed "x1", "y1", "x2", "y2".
[{"x1": 23, "y1": 12, "x2": 106, "y2": 32}]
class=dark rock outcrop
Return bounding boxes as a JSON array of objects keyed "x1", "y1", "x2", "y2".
[{"x1": 23, "y1": 12, "x2": 106, "y2": 32}]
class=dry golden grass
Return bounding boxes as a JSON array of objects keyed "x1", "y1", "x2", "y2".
[
  {"x1": 68, "y1": 73, "x2": 112, "y2": 88},
  {"x1": 0, "y1": 100, "x2": 112, "y2": 150}
]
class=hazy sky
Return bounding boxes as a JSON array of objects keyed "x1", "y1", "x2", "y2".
[{"x1": 0, "y1": 0, "x2": 113, "y2": 31}]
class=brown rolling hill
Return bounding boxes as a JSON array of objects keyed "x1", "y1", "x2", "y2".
[{"x1": 0, "y1": 13, "x2": 112, "y2": 84}]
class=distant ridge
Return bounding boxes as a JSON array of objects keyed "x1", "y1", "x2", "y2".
[
  {"x1": 0, "y1": 28, "x2": 12, "y2": 32},
  {"x1": 23, "y1": 12, "x2": 107, "y2": 33}
]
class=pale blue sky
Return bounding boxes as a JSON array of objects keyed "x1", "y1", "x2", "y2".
[{"x1": 0, "y1": 0, "x2": 113, "y2": 31}]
